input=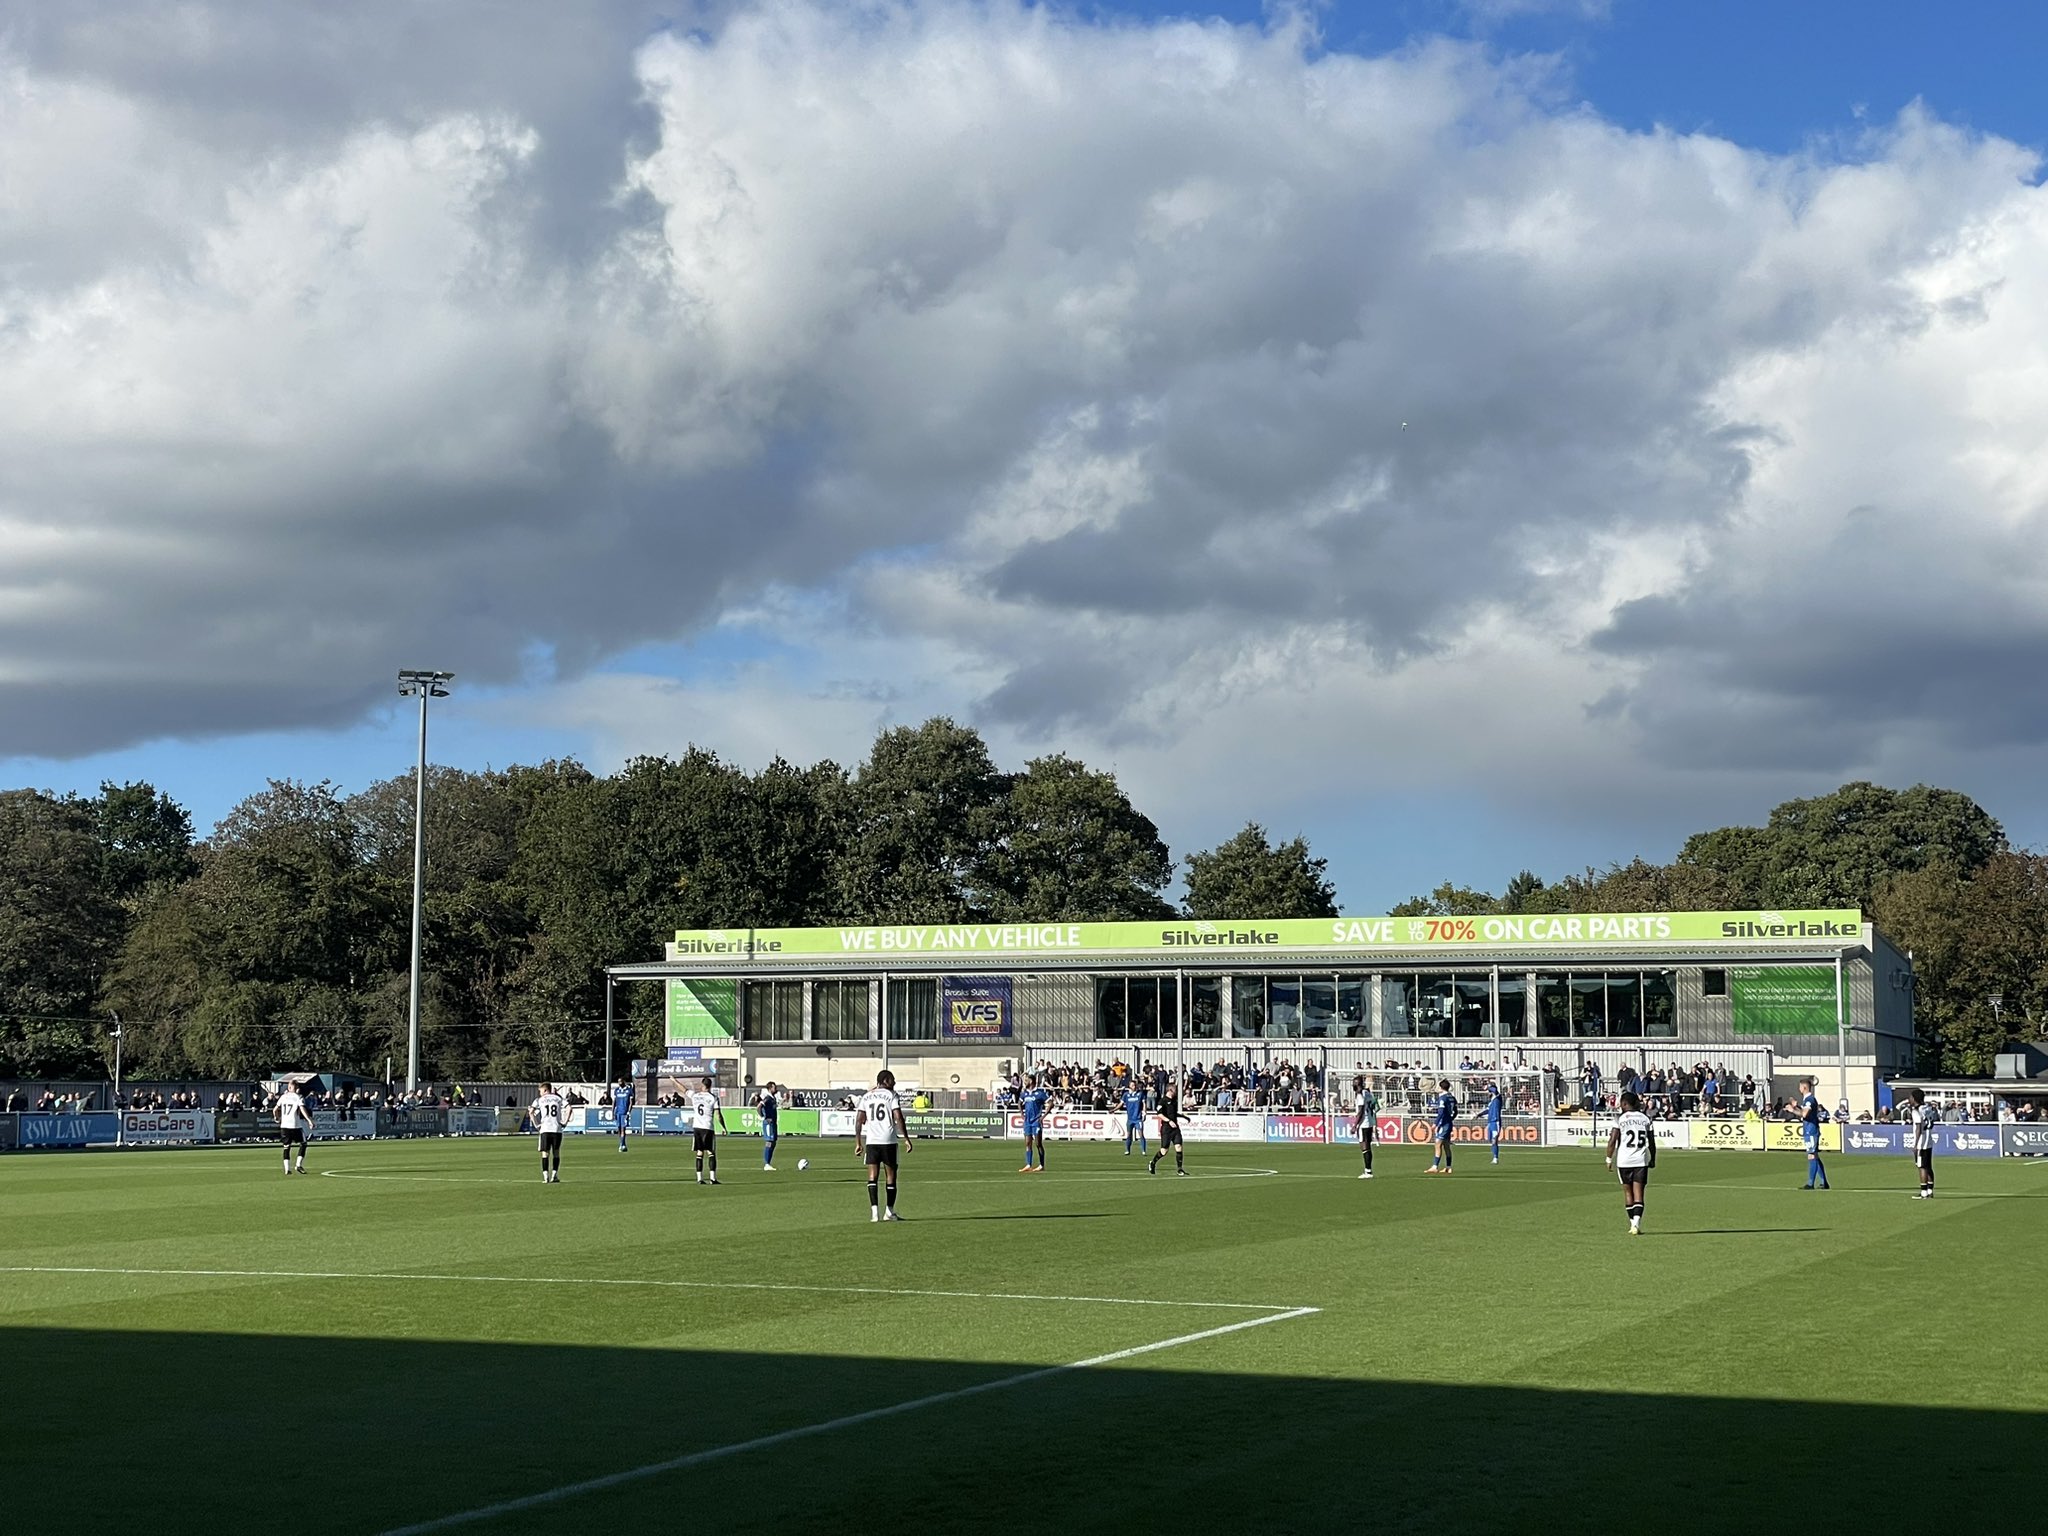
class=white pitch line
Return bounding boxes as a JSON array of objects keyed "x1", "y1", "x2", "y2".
[
  {"x1": 312, "y1": 1166, "x2": 1280, "y2": 1185},
  {"x1": 376, "y1": 1304, "x2": 1320, "y2": 1536},
  {"x1": 0, "y1": 1264, "x2": 1296, "y2": 1312}
]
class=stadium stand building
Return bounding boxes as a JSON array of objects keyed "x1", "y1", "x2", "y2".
[{"x1": 608, "y1": 909, "x2": 1916, "y2": 1116}]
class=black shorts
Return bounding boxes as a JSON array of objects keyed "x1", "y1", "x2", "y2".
[
  {"x1": 865, "y1": 1143, "x2": 899, "y2": 1169},
  {"x1": 1914, "y1": 1148, "x2": 1934, "y2": 1172},
  {"x1": 280, "y1": 1127, "x2": 305, "y2": 1147},
  {"x1": 1357, "y1": 1122, "x2": 1375, "y2": 1143},
  {"x1": 1616, "y1": 1164, "x2": 1650, "y2": 1186},
  {"x1": 539, "y1": 1131, "x2": 562, "y2": 1153},
  {"x1": 693, "y1": 1128, "x2": 716, "y2": 1152},
  {"x1": 1158, "y1": 1123, "x2": 1183, "y2": 1147}
]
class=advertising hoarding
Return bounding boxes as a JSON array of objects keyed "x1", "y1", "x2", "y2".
[{"x1": 672, "y1": 910, "x2": 1861, "y2": 964}]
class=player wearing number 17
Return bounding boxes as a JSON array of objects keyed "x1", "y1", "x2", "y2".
[
  {"x1": 856, "y1": 1069, "x2": 910, "y2": 1222},
  {"x1": 1605, "y1": 1090, "x2": 1655, "y2": 1235}
]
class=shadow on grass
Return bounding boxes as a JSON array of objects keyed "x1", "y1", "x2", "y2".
[{"x1": 0, "y1": 1325, "x2": 2032, "y2": 1534}]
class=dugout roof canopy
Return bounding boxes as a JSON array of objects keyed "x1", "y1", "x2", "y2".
[{"x1": 607, "y1": 909, "x2": 1874, "y2": 981}]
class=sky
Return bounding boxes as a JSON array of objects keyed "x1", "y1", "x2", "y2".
[{"x1": 4, "y1": 0, "x2": 2048, "y2": 912}]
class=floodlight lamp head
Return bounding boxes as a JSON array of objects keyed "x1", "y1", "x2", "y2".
[{"x1": 397, "y1": 668, "x2": 456, "y2": 697}]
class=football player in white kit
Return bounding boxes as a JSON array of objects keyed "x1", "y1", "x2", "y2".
[
  {"x1": 856, "y1": 1069, "x2": 910, "y2": 1222},
  {"x1": 274, "y1": 1080, "x2": 312, "y2": 1175},
  {"x1": 1604, "y1": 1089, "x2": 1656, "y2": 1235},
  {"x1": 690, "y1": 1076, "x2": 728, "y2": 1185},
  {"x1": 531, "y1": 1082, "x2": 568, "y2": 1183}
]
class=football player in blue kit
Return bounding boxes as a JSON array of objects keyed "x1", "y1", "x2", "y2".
[
  {"x1": 1121, "y1": 1079, "x2": 1147, "y2": 1156},
  {"x1": 1427, "y1": 1079, "x2": 1458, "y2": 1173},
  {"x1": 1797, "y1": 1078, "x2": 1831, "y2": 1190},
  {"x1": 1019, "y1": 1078, "x2": 1051, "y2": 1172}
]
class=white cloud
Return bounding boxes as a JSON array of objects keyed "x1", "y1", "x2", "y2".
[{"x1": 2, "y1": 0, "x2": 2047, "y2": 850}]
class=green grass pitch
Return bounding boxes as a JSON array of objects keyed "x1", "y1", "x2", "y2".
[{"x1": 3, "y1": 1135, "x2": 2043, "y2": 1533}]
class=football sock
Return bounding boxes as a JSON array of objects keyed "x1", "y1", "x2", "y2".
[
  {"x1": 868, "y1": 1180, "x2": 880, "y2": 1209},
  {"x1": 1175, "y1": 1149, "x2": 1184, "y2": 1171},
  {"x1": 886, "y1": 1183, "x2": 897, "y2": 1211},
  {"x1": 1363, "y1": 1146, "x2": 1373, "y2": 1171},
  {"x1": 709, "y1": 1152, "x2": 717, "y2": 1174}
]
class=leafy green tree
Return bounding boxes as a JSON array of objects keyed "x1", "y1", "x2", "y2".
[
  {"x1": 1390, "y1": 881, "x2": 1497, "y2": 918},
  {"x1": 89, "y1": 781, "x2": 199, "y2": 903},
  {"x1": 1680, "y1": 782, "x2": 2005, "y2": 911},
  {"x1": 1182, "y1": 824, "x2": 1337, "y2": 918},
  {"x1": 107, "y1": 780, "x2": 392, "y2": 1079},
  {"x1": 973, "y1": 755, "x2": 1173, "y2": 920},
  {"x1": 833, "y1": 719, "x2": 1005, "y2": 922},
  {"x1": 510, "y1": 750, "x2": 759, "y2": 1070},
  {"x1": 0, "y1": 790, "x2": 122, "y2": 1076},
  {"x1": 1874, "y1": 852, "x2": 2048, "y2": 1075}
]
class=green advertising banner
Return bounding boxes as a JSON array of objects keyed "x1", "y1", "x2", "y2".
[
  {"x1": 667, "y1": 979, "x2": 737, "y2": 1041},
  {"x1": 721, "y1": 1107, "x2": 821, "y2": 1137},
  {"x1": 1730, "y1": 965, "x2": 1840, "y2": 1036},
  {"x1": 671, "y1": 911, "x2": 1861, "y2": 964}
]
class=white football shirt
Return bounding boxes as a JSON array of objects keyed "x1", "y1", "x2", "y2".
[
  {"x1": 1613, "y1": 1110, "x2": 1655, "y2": 1168},
  {"x1": 275, "y1": 1092, "x2": 309, "y2": 1131},
  {"x1": 531, "y1": 1093, "x2": 566, "y2": 1134},
  {"x1": 688, "y1": 1091, "x2": 720, "y2": 1131},
  {"x1": 858, "y1": 1088, "x2": 901, "y2": 1145},
  {"x1": 1910, "y1": 1104, "x2": 1939, "y2": 1152}
]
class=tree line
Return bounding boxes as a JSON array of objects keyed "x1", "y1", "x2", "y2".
[{"x1": 0, "y1": 724, "x2": 2037, "y2": 1081}]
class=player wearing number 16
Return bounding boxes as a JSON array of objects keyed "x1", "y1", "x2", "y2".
[
  {"x1": 856, "y1": 1070, "x2": 910, "y2": 1222},
  {"x1": 1605, "y1": 1090, "x2": 1655, "y2": 1235}
]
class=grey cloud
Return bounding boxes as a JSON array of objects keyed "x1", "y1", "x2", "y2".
[{"x1": 2, "y1": 0, "x2": 2045, "y2": 822}]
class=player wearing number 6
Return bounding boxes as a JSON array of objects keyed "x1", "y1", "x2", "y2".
[{"x1": 1605, "y1": 1090, "x2": 1655, "y2": 1235}]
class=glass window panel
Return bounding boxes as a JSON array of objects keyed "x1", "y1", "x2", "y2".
[
  {"x1": 1380, "y1": 977, "x2": 1416, "y2": 1037},
  {"x1": 1536, "y1": 974, "x2": 1572, "y2": 1037},
  {"x1": 814, "y1": 980, "x2": 869, "y2": 1042},
  {"x1": 1233, "y1": 977, "x2": 1268, "y2": 1038},
  {"x1": 1189, "y1": 977, "x2": 1223, "y2": 1039},
  {"x1": 1454, "y1": 977, "x2": 1491, "y2": 1038},
  {"x1": 1570, "y1": 975, "x2": 1607, "y2": 1037},
  {"x1": 1643, "y1": 971, "x2": 1677, "y2": 1037},
  {"x1": 1415, "y1": 975, "x2": 1455, "y2": 1038},
  {"x1": 1497, "y1": 978, "x2": 1528, "y2": 1038},
  {"x1": 1268, "y1": 978, "x2": 1302, "y2": 1038},
  {"x1": 887, "y1": 978, "x2": 938, "y2": 1041},
  {"x1": 1096, "y1": 978, "x2": 1128, "y2": 1039},
  {"x1": 1337, "y1": 977, "x2": 1367, "y2": 1038},
  {"x1": 1606, "y1": 973, "x2": 1643, "y2": 1038},
  {"x1": 1128, "y1": 979, "x2": 1161, "y2": 1040},
  {"x1": 1302, "y1": 979, "x2": 1336, "y2": 1038},
  {"x1": 749, "y1": 980, "x2": 803, "y2": 1042}
]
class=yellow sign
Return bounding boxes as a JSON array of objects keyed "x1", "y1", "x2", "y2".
[
  {"x1": 1691, "y1": 1119, "x2": 1764, "y2": 1150},
  {"x1": 1763, "y1": 1121, "x2": 1842, "y2": 1153}
]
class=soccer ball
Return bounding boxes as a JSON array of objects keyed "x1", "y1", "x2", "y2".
[{"x1": 797, "y1": 1158, "x2": 809, "y2": 1171}]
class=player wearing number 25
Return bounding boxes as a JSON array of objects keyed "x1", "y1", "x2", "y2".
[{"x1": 1606, "y1": 1091, "x2": 1656, "y2": 1236}]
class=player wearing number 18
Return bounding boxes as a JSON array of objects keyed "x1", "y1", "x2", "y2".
[
  {"x1": 1605, "y1": 1090, "x2": 1655, "y2": 1235},
  {"x1": 856, "y1": 1070, "x2": 910, "y2": 1222}
]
